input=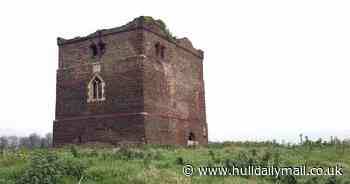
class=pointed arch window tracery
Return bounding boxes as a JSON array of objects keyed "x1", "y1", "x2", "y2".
[{"x1": 87, "y1": 74, "x2": 106, "y2": 102}]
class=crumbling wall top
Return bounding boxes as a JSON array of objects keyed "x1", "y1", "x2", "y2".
[{"x1": 57, "y1": 16, "x2": 203, "y2": 58}]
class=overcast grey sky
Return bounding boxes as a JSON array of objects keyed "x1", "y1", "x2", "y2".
[{"x1": 0, "y1": 0, "x2": 349, "y2": 143}]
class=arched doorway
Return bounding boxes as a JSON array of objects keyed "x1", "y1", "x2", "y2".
[
  {"x1": 187, "y1": 132, "x2": 196, "y2": 146},
  {"x1": 189, "y1": 132, "x2": 195, "y2": 141},
  {"x1": 78, "y1": 136, "x2": 82, "y2": 144}
]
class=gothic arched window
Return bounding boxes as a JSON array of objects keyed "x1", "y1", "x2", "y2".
[
  {"x1": 160, "y1": 45, "x2": 165, "y2": 58},
  {"x1": 90, "y1": 43, "x2": 98, "y2": 57},
  {"x1": 90, "y1": 41, "x2": 106, "y2": 58},
  {"x1": 155, "y1": 43, "x2": 160, "y2": 56},
  {"x1": 98, "y1": 41, "x2": 106, "y2": 55},
  {"x1": 155, "y1": 42, "x2": 166, "y2": 59},
  {"x1": 92, "y1": 77, "x2": 102, "y2": 99},
  {"x1": 88, "y1": 75, "x2": 105, "y2": 102}
]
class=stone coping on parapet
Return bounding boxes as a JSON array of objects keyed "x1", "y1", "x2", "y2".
[{"x1": 57, "y1": 16, "x2": 204, "y2": 59}]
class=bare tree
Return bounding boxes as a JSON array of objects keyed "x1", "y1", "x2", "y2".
[
  {"x1": 2, "y1": 133, "x2": 52, "y2": 149},
  {"x1": 7, "y1": 136, "x2": 19, "y2": 149},
  {"x1": 304, "y1": 136, "x2": 309, "y2": 143},
  {"x1": 0, "y1": 136, "x2": 8, "y2": 149},
  {"x1": 299, "y1": 133, "x2": 303, "y2": 145},
  {"x1": 0, "y1": 136, "x2": 8, "y2": 156},
  {"x1": 44, "y1": 133, "x2": 53, "y2": 147},
  {"x1": 28, "y1": 133, "x2": 41, "y2": 148},
  {"x1": 19, "y1": 137, "x2": 31, "y2": 149}
]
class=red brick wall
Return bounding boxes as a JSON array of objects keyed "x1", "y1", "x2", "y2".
[
  {"x1": 54, "y1": 17, "x2": 207, "y2": 146},
  {"x1": 142, "y1": 29, "x2": 207, "y2": 145}
]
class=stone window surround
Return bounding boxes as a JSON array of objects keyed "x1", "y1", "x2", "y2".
[
  {"x1": 87, "y1": 73, "x2": 106, "y2": 103},
  {"x1": 155, "y1": 42, "x2": 165, "y2": 58},
  {"x1": 89, "y1": 40, "x2": 106, "y2": 58}
]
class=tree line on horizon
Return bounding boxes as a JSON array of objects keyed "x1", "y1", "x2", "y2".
[
  {"x1": 1, "y1": 132, "x2": 349, "y2": 151},
  {"x1": 0, "y1": 133, "x2": 52, "y2": 150}
]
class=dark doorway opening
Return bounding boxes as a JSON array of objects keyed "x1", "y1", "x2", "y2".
[
  {"x1": 188, "y1": 132, "x2": 195, "y2": 141},
  {"x1": 78, "y1": 136, "x2": 82, "y2": 144}
]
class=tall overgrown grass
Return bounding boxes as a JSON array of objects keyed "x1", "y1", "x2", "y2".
[{"x1": 0, "y1": 141, "x2": 349, "y2": 184}]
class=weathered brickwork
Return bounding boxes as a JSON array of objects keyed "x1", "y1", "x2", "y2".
[{"x1": 53, "y1": 17, "x2": 207, "y2": 146}]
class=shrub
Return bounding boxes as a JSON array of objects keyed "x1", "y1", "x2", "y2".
[
  {"x1": 16, "y1": 151, "x2": 63, "y2": 184},
  {"x1": 151, "y1": 150, "x2": 163, "y2": 160},
  {"x1": 143, "y1": 154, "x2": 151, "y2": 167},
  {"x1": 175, "y1": 157, "x2": 184, "y2": 165},
  {"x1": 16, "y1": 150, "x2": 89, "y2": 184},
  {"x1": 260, "y1": 151, "x2": 272, "y2": 167},
  {"x1": 304, "y1": 176, "x2": 322, "y2": 184},
  {"x1": 325, "y1": 176, "x2": 342, "y2": 184},
  {"x1": 234, "y1": 151, "x2": 259, "y2": 168},
  {"x1": 250, "y1": 149, "x2": 257, "y2": 157},
  {"x1": 278, "y1": 175, "x2": 297, "y2": 184},
  {"x1": 272, "y1": 151, "x2": 281, "y2": 166},
  {"x1": 70, "y1": 145, "x2": 79, "y2": 158},
  {"x1": 0, "y1": 148, "x2": 3, "y2": 158},
  {"x1": 60, "y1": 158, "x2": 89, "y2": 180},
  {"x1": 208, "y1": 150, "x2": 220, "y2": 163},
  {"x1": 79, "y1": 149, "x2": 99, "y2": 158},
  {"x1": 141, "y1": 16, "x2": 176, "y2": 41},
  {"x1": 0, "y1": 179, "x2": 15, "y2": 184},
  {"x1": 114, "y1": 147, "x2": 144, "y2": 160}
]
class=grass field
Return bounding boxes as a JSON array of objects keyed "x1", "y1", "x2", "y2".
[{"x1": 0, "y1": 142, "x2": 349, "y2": 184}]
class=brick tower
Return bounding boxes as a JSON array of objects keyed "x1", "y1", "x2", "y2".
[{"x1": 53, "y1": 16, "x2": 207, "y2": 146}]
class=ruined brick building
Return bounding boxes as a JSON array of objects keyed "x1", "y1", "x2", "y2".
[{"x1": 53, "y1": 16, "x2": 208, "y2": 146}]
